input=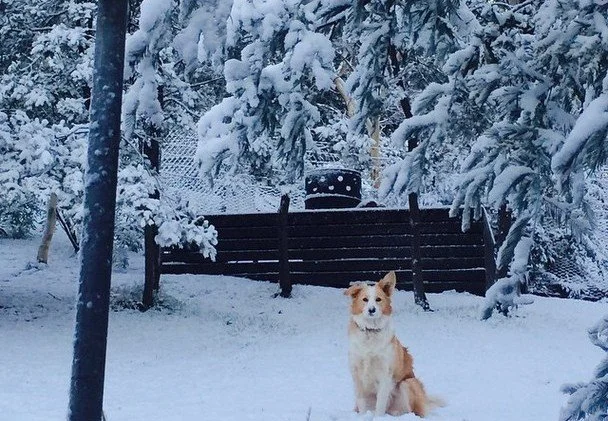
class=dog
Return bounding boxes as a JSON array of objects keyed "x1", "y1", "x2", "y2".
[{"x1": 344, "y1": 271, "x2": 441, "y2": 417}]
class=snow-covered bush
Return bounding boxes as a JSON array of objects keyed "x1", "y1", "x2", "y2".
[
  {"x1": 560, "y1": 314, "x2": 608, "y2": 421},
  {"x1": 0, "y1": 188, "x2": 40, "y2": 239},
  {"x1": 481, "y1": 235, "x2": 534, "y2": 320}
]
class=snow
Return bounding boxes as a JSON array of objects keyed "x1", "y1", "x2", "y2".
[
  {"x1": 488, "y1": 165, "x2": 535, "y2": 207},
  {"x1": 552, "y1": 93, "x2": 608, "y2": 176},
  {"x1": 1, "y1": 231, "x2": 606, "y2": 421}
]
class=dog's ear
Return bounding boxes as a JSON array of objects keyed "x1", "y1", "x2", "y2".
[
  {"x1": 344, "y1": 283, "x2": 364, "y2": 298},
  {"x1": 378, "y1": 271, "x2": 397, "y2": 296}
]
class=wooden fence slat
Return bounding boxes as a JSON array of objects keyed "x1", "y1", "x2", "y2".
[
  {"x1": 213, "y1": 238, "x2": 278, "y2": 251},
  {"x1": 285, "y1": 257, "x2": 484, "y2": 273},
  {"x1": 287, "y1": 207, "x2": 465, "y2": 226},
  {"x1": 286, "y1": 245, "x2": 484, "y2": 260},
  {"x1": 287, "y1": 221, "x2": 482, "y2": 236},
  {"x1": 162, "y1": 261, "x2": 279, "y2": 275},
  {"x1": 287, "y1": 269, "x2": 486, "y2": 283},
  {"x1": 289, "y1": 234, "x2": 413, "y2": 249},
  {"x1": 288, "y1": 233, "x2": 482, "y2": 249},
  {"x1": 164, "y1": 244, "x2": 485, "y2": 263},
  {"x1": 161, "y1": 256, "x2": 482, "y2": 271},
  {"x1": 206, "y1": 213, "x2": 278, "y2": 228},
  {"x1": 214, "y1": 225, "x2": 279, "y2": 239}
]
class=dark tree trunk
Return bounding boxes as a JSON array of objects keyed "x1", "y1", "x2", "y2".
[
  {"x1": 142, "y1": 130, "x2": 161, "y2": 309},
  {"x1": 68, "y1": 1, "x2": 128, "y2": 420},
  {"x1": 402, "y1": 95, "x2": 430, "y2": 311},
  {"x1": 496, "y1": 203, "x2": 512, "y2": 279},
  {"x1": 56, "y1": 209, "x2": 80, "y2": 253},
  {"x1": 407, "y1": 136, "x2": 430, "y2": 311},
  {"x1": 408, "y1": 192, "x2": 430, "y2": 310},
  {"x1": 387, "y1": 42, "x2": 430, "y2": 311}
]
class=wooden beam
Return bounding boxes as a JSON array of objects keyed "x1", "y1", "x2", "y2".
[
  {"x1": 37, "y1": 192, "x2": 58, "y2": 264},
  {"x1": 278, "y1": 194, "x2": 291, "y2": 297}
]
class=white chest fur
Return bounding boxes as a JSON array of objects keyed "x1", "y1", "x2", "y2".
[{"x1": 348, "y1": 324, "x2": 396, "y2": 391}]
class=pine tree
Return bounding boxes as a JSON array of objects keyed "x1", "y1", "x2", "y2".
[
  {"x1": 121, "y1": 0, "x2": 220, "y2": 269},
  {"x1": 0, "y1": 1, "x2": 94, "y2": 239},
  {"x1": 196, "y1": 0, "x2": 336, "y2": 184},
  {"x1": 0, "y1": 0, "x2": 220, "y2": 259},
  {"x1": 549, "y1": 0, "x2": 608, "y2": 194},
  {"x1": 560, "y1": 314, "x2": 608, "y2": 421},
  {"x1": 397, "y1": 0, "x2": 608, "y2": 315}
]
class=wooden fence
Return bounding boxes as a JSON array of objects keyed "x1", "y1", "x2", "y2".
[{"x1": 148, "y1": 203, "x2": 496, "y2": 302}]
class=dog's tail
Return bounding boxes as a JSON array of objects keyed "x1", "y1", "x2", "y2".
[
  {"x1": 404, "y1": 378, "x2": 446, "y2": 417},
  {"x1": 426, "y1": 394, "x2": 446, "y2": 410}
]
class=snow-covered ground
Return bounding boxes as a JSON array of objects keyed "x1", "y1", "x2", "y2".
[{"x1": 0, "y1": 231, "x2": 605, "y2": 421}]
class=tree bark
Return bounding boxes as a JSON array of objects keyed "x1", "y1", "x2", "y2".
[
  {"x1": 142, "y1": 128, "x2": 161, "y2": 309},
  {"x1": 334, "y1": 76, "x2": 382, "y2": 187},
  {"x1": 370, "y1": 118, "x2": 382, "y2": 188},
  {"x1": 386, "y1": 42, "x2": 430, "y2": 309},
  {"x1": 56, "y1": 209, "x2": 80, "y2": 253},
  {"x1": 408, "y1": 191, "x2": 430, "y2": 310},
  {"x1": 37, "y1": 192, "x2": 58, "y2": 263},
  {"x1": 68, "y1": 1, "x2": 128, "y2": 420},
  {"x1": 496, "y1": 203, "x2": 513, "y2": 279},
  {"x1": 403, "y1": 98, "x2": 430, "y2": 311}
]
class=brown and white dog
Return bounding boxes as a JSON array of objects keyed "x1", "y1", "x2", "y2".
[{"x1": 344, "y1": 271, "x2": 440, "y2": 417}]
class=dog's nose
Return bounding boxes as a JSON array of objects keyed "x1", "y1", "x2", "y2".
[{"x1": 368, "y1": 307, "x2": 376, "y2": 315}]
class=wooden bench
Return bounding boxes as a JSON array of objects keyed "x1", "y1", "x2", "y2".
[{"x1": 154, "y1": 202, "x2": 496, "y2": 298}]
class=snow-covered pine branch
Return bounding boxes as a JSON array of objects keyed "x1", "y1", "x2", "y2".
[{"x1": 560, "y1": 314, "x2": 608, "y2": 420}]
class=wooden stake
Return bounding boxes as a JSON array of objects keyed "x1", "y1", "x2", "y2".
[{"x1": 37, "y1": 192, "x2": 58, "y2": 264}]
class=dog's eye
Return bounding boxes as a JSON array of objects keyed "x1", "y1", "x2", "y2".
[
  {"x1": 376, "y1": 297, "x2": 382, "y2": 302},
  {"x1": 362, "y1": 297, "x2": 368, "y2": 302}
]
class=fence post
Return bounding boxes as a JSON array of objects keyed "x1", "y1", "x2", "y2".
[{"x1": 278, "y1": 194, "x2": 291, "y2": 298}]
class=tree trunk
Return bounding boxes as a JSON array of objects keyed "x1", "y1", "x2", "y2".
[
  {"x1": 68, "y1": 1, "x2": 128, "y2": 420},
  {"x1": 37, "y1": 192, "x2": 58, "y2": 264},
  {"x1": 334, "y1": 76, "x2": 382, "y2": 187},
  {"x1": 408, "y1": 191, "x2": 430, "y2": 310},
  {"x1": 404, "y1": 102, "x2": 430, "y2": 311},
  {"x1": 142, "y1": 128, "x2": 161, "y2": 309},
  {"x1": 370, "y1": 118, "x2": 382, "y2": 188},
  {"x1": 496, "y1": 203, "x2": 512, "y2": 279},
  {"x1": 56, "y1": 209, "x2": 80, "y2": 253},
  {"x1": 334, "y1": 77, "x2": 356, "y2": 118}
]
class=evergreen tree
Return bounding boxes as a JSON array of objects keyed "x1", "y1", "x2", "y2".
[
  {"x1": 560, "y1": 314, "x2": 608, "y2": 421},
  {"x1": 121, "y1": 0, "x2": 220, "y2": 262},
  {"x1": 196, "y1": 0, "x2": 335, "y2": 183},
  {"x1": 0, "y1": 1, "x2": 94, "y2": 239},
  {"x1": 399, "y1": 0, "x2": 608, "y2": 315},
  {"x1": 549, "y1": 0, "x2": 608, "y2": 194},
  {"x1": 0, "y1": 0, "x2": 219, "y2": 259}
]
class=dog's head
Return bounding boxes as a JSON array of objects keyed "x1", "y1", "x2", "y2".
[{"x1": 344, "y1": 271, "x2": 396, "y2": 330}]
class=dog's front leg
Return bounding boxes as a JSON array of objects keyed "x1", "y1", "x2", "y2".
[{"x1": 375, "y1": 379, "x2": 393, "y2": 416}]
